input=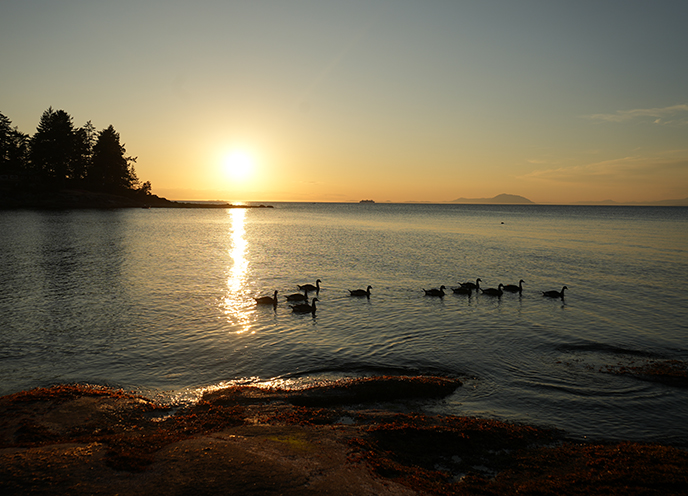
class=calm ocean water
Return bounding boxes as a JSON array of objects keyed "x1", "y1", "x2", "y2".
[{"x1": 1, "y1": 203, "x2": 687, "y2": 445}]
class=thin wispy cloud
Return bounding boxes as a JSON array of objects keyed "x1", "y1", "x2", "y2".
[
  {"x1": 587, "y1": 104, "x2": 688, "y2": 125},
  {"x1": 523, "y1": 155, "x2": 688, "y2": 185}
]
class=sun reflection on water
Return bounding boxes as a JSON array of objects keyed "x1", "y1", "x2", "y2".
[{"x1": 222, "y1": 208, "x2": 253, "y2": 334}]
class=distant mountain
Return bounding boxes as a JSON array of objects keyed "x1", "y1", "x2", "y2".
[
  {"x1": 573, "y1": 197, "x2": 688, "y2": 206},
  {"x1": 651, "y1": 197, "x2": 688, "y2": 206},
  {"x1": 451, "y1": 193, "x2": 534, "y2": 204}
]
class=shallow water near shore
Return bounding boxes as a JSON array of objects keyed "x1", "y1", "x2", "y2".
[{"x1": 1, "y1": 203, "x2": 687, "y2": 445}]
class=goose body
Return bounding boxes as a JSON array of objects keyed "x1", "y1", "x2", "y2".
[
  {"x1": 291, "y1": 297, "x2": 318, "y2": 314},
  {"x1": 285, "y1": 292, "x2": 308, "y2": 302},
  {"x1": 452, "y1": 285, "x2": 472, "y2": 295},
  {"x1": 254, "y1": 290, "x2": 278, "y2": 305},
  {"x1": 423, "y1": 285, "x2": 446, "y2": 297},
  {"x1": 349, "y1": 285, "x2": 372, "y2": 297},
  {"x1": 298, "y1": 279, "x2": 321, "y2": 294},
  {"x1": 503, "y1": 279, "x2": 525, "y2": 293},
  {"x1": 481, "y1": 283, "x2": 504, "y2": 297},
  {"x1": 542, "y1": 286, "x2": 568, "y2": 299},
  {"x1": 460, "y1": 278, "x2": 481, "y2": 291}
]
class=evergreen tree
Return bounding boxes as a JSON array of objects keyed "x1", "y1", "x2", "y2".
[
  {"x1": 90, "y1": 125, "x2": 138, "y2": 192},
  {"x1": 72, "y1": 120, "x2": 96, "y2": 182},
  {"x1": 0, "y1": 111, "x2": 29, "y2": 174},
  {"x1": 29, "y1": 107, "x2": 80, "y2": 184}
]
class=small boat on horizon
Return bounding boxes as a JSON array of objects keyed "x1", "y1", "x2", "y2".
[{"x1": 359, "y1": 199, "x2": 375, "y2": 203}]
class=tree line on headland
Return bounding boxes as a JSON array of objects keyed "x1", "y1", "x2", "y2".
[{"x1": 1, "y1": 108, "x2": 151, "y2": 199}]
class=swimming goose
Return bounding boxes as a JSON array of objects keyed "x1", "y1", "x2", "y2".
[
  {"x1": 254, "y1": 290, "x2": 278, "y2": 305},
  {"x1": 298, "y1": 279, "x2": 321, "y2": 294},
  {"x1": 452, "y1": 285, "x2": 472, "y2": 295},
  {"x1": 460, "y1": 278, "x2": 481, "y2": 291},
  {"x1": 503, "y1": 279, "x2": 525, "y2": 293},
  {"x1": 291, "y1": 297, "x2": 318, "y2": 314},
  {"x1": 542, "y1": 286, "x2": 568, "y2": 299},
  {"x1": 423, "y1": 286, "x2": 446, "y2": 297},
  {"x1": 349, "y1": 285, "x2": 372, "y2": 297},
  {"x1": 285, "y1": 291, "x2": 308, "y2": 302},
  {"x1": 481, "y1": 283, "x2": 504, "y2": 297}
]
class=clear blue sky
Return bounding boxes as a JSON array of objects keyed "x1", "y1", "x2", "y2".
[{"x1": 2, "y1": 0, "x2": 687, "y2": 202}]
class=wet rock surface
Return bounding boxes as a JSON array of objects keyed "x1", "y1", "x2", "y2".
[{"x1": 1, "y1": 377, "x2": 687, "y2": 495}]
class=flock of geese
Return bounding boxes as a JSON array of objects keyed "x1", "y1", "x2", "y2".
[
  {"x1": 254, "y1": 278, "x2": 568, "y2": 315},
  {"x1": 422, "y1": 278, "x2": 568, "y2": 299},
  {"x1": 254, "y1": 279, "x2": 326, "y2": 314}
]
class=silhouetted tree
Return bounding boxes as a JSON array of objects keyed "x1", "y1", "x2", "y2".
[
  {"x1": 4, "y1": 108, "x2": 153, "y2": 198},
  {"x1": 0, "y1": 111, "x2": 29, "y2": 174},
  {"x1": 90, "y1": 125, "x2": 138, "y2": 192},
  {"x1": 72, "y1": 120, "x2": 96, "y2": 182},
  {"x1": 139, "y1": 180, "x2": 152, "y2": 195},
  {"x1": 29, "y1": 107, "x2": 80, "y2": 184}
]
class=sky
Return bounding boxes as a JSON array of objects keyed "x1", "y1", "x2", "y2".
[{"x1": 1, "y1": 0, "x2": 687, "y2": 203}]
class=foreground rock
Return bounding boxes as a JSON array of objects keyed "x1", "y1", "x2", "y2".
[{"x1": 1, "y1": 376, "x2": 687, "y2": 495}]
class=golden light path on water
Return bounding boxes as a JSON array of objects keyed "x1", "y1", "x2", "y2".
[{"x1": 222, "y1": 208, "x2": 253, "y2": 334}]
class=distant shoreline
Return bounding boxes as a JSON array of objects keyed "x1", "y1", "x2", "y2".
[{"x1": 0, "y1": 189, "x2": 273, "y2": 210}]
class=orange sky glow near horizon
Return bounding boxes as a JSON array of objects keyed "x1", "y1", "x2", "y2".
[{"x1": 1, "y1": 1, "x2": 687, "y2": 204}]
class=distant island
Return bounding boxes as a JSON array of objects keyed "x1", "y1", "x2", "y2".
[
  {"x1": 572, "y1": 197, "x2": 688, "y2": 206},
  {"x1": 451, "y1": 193, "x2": 534, "y2": 204},
  {"x1": 448, "y1": 194, "x2": 688, "y2": 206},
  {"x1": 359, "y1": 199, "x2": 375, "y2": 203}
]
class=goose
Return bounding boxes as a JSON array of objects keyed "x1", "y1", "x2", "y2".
[
  {"x1": 254, "y1": 290, "x2": 278, "y2": 305},
  {"x1": 542, "y1": 286, "x2": 568, "y2": 299},
  {"x1": 349, "y1": 285, "x2": 372, "y2": 297},
  {"x1": 481, "y1": 283, "x2": 504, "y2": 297},
  {"x1": 452, "y1": 285, "x2": 472, "y2": 295},
  {"x1": 298, "y1": 279, "x2": 321, "y2": 294},
  {"x1": 423, "y1": 285, "x2": 446, "y2": 297},
  {"x1": 460, "y1": 278, "x2": 482, "y2": 291},
  {"x1": 503, "y1": 279, "x2": 525, "y2": 293},
  {"x1": 285, "y1": 291, "x2": 308, "y2": 302},
  {"x1": 291, "y1": 297, "x2": 318, "y2": 314}
]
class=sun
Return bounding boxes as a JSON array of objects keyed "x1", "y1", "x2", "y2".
[{"x1": 222, "y1": 150, "x2": 255, "y2": 181}]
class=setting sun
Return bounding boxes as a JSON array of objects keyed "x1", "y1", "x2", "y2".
[{"x1": 222, "y1": 150, "x2": 255, "y2": 181}]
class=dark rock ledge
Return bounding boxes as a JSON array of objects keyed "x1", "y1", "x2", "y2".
[{"x1": 1, "y1": 376, "x2": 687, "y2": 495}]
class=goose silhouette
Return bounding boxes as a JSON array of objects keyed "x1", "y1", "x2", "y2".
[
  {"x1": 349, "y1": 285, "x2": 372, "y2": 297},
  {"x1": 503, "y1": 280, "x2": 525, "y2": 293},
  {"x1": 298, "y1": 279, "x2": 321, "y2": 294},
  {"x1": 285, "y1": 291, "x2": 308, "y2": 302},
  {"x1": 460, "y1": 278, "x2": 481, "y2": 291},
  {"x1": 423, "y1": 286, "x2": 446, "y2": 297},
  {"x1": 291, "y1": 297, "x2": 318, "y2": 314},
  {"x1": 452, "y1": 285, "x2": 472, "y2": 295},
  {"x1": 542, "y1": 286, "x2": 568, "y2": 299},
  {"x1": 254, "y1": 290, "x2": 278, "y2": 305},
  {"x1": 481, "y1": 283, "x2": 504, "y2": 297}
]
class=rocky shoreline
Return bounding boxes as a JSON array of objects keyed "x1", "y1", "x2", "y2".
[{"x1": 1, "y1": 376, "x2": 686, "y2": 495}]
